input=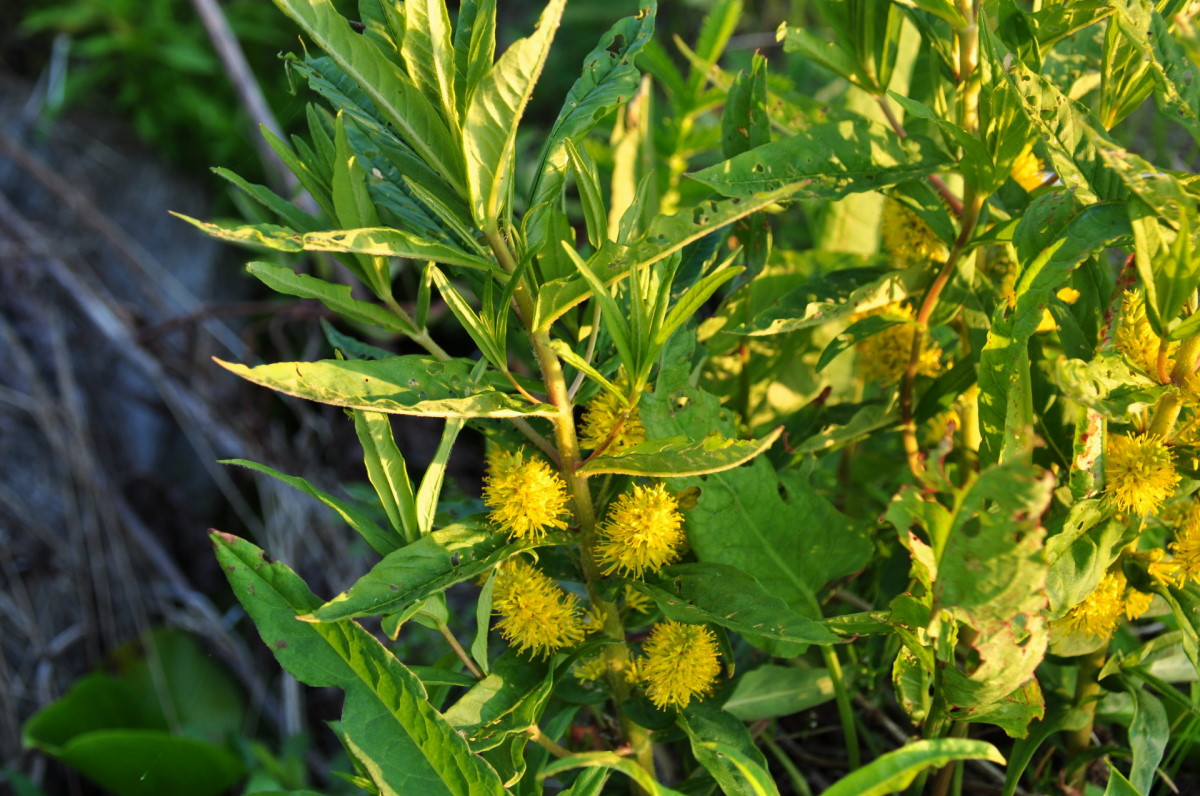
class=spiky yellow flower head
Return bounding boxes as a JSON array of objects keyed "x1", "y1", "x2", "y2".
[
  {"x1": 579, "y1": 383, "x2": 646, "y2": 452},
  {"x1": 595, "y1": 483, "x2": 685, "y2": 577},
  {"x1": 1146, "y1": 548, "x2": 1185, "y2": 589},
  {"x1": 1171, "y1": 503, "x2": 1200, "y2": 585},
  {"x1": 483, "y1": 448, "x2": 570, "y2": 541},
  {"x1": 1104, "y1": 433, "x2": 1178, "y2": 515},
  {"x1": 881, "y1": 198, "x2": 949, "y2": 268},
  {"x1": 1115, "y1": 290, "x2": 1174, "y2": 378},
  {"x1": 492, "y1": 558, "x2": 588, "y2": 658},
  {"x1": 624, "y1": 584, "x2": 653, "y2": 614},
  {"x1": 1124, "y1": 588, "x2": 1153, "y2": 621},
  {"x1": 854, "y1": 303, "x2": 943, "y2": 385},
  {"x1": 1011, "y1": 144, "x2": 1046, "y2": 192},
  {"x1": 1058, "y1": 569, "x2": 1127, "y2": 640},
  {"x1": 639, "y1": 621, "x2": 722, "y2": 710},
  {"x1": 573, "y1": 655, "x2": 608, "y2": 684}
]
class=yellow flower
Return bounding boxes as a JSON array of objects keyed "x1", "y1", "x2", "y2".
[
  {"x1": 881, "y1": 198, "x2": 949, "y2": 268},
  {"x1": 492, "y1": 558, "x2": 588, "y2": 658},
  {"x1": 1115, "y1": 290, "x2": 1174, "y2": 378},
  {"x1": 579, "y1": 383, "x2": 646, "y2": 452},
  {"x1": 1058, "y1": 570, "x2": 1127, "y2": 640},
  {"x1": 1124, "y1": 588, "x2": 1153, "y2": 621},
  {"x1": 639, "y1": 621, "x2": 722, "y2": 710},
  {"x1": 595, "y1": 483, "x2": 686, "y2": 577},
  {"x1": 1104, "y1": 433, "x2": 1179, "y2": 515},
  {"x1": 1146, "y1": 548, "x2": 1185, "y2": 589},
  {"x1": 854, "y1": 303, "x2": 943, "y2": 385},
  {"x1": 1170, "y1": 503, "x2": 1200, "y2": 585},
  {"x1": 483, "y1": 448, "x2": 570, "y2": 541},
  {"x1": 624, "y1": 584, "x2": 653, "y2": 614},
  {"x1": 573, "y1": 655, "x2": 608, "y2": 684},
  {"x1": 1011, "y1": 145, "x2": 1046, "y2": 192}
]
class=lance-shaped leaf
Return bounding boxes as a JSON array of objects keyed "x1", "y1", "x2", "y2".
[
  {"x1": 401, "y1": 0, "x2": 459, "y2": 132},
  {"x1": 679, "y1": 704, "x2": 779, "y2": 796},
  {"x1": 215, "y1": 355, "x2": 555, "y2": 418},
  {"x1": 246, "y1": 262, "x2": 420, "y2": 337},
  {"x1": 269, "y1": 0, "x2": 466, "y2": 195},
  {"x1": 309, "y1": 524, "x2": 544, "y2": 621},
  {"x1": 628, "y1": 563, "x2": 839, "y2": 645},
  {"x1": 687, "y1": 119, "x2": 950, "y2": 199},
  {"x1": 464, "y1": 0, "x2": 566, "y2": 224},
  {"x1": 820, "y1": 739, "x2": 1004, "y2": 796},
  {"x1": 978, "y1": 197, "x2": 1130, "y2": 464},
  {"x1": 723, "y1": 665, "x2": 836, "y2": 721},
  {"x1": 174, "y1": 215, "x2": 495, "y2": 272},
  {"x1": 540, "y1": 752, "x2": 686, "y2": 795},
  {"x1": 211, "y1": 532, "x2": 506, "y2": 795},
  {"x1": 578, "y1": 428, "x2": 781, "y2": 477}
]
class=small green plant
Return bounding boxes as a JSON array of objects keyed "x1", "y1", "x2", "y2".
[{"x1": 184, "y1": 0, "x2": 1200, "y2": 793}]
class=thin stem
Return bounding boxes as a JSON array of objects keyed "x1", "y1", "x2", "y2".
[
  {"x1": 877, "y1": 96, "x2": 963, "y2": 217},
  {"x1": 437, "y1": 622, "x2": 483, "y2": 680},
  {"x1": 930, "y1": 722, "x2": 970, "y2": 796},
  {"x1": 527, "y1": 725, "x2": 573, "y2": 758},
  {"x1": 821, "y1": 646, "x2": 861, "y2": 770},
  {"x1": 568, "y1": 302, "x2": 604, "y2": 401},
  {"x1": 1066, "y1": 649, "x2": 1106, "y2": 789}
]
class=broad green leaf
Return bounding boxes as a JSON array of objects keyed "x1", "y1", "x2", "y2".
[
  {"x1": 221, "y1": 458, "x2": 400, "y2": 556},
  {"x1": 629, "y1": 563, "x2": 840, "y2": 645},
  {"x1": 1157, "y1": 583, "x2": 1200, "y2": 675},
  {"x1": 1103, "y1": 764, "x2": 1141, "y2": 796},
  {"x1": 723, "y1": 665, "x2": 835, "y2": 721},
  {"x1": 463, "y1": 0, "x2": 565, "y2": 224},
  {"x1": 527, "y1": 4, "x2": 655, "y2": 247},
  {"x1": 174, "y1": 215, "x2": 495, "y2": 272},
  {"x1": 820, "y1": 739, "x2": 1005, "y2": 796},
  {"x1": 417, "y1": 416, "x2": 469, "y2": 536},
  {"x1": 892, "y1": 0, "x2": 965, "y2": 26},
  {"x1": 1126, "y1": 681, "x2": 1168, "y2": 794},
  {"x1": 401, "y1": 0, "x2": 458, "y2": 132},
  {"x1": 332, "y1": 113, "x2": 382, "y2": 231},
  {"x1": 539, "y1": 752, "x2": 685, "y2": 795},
  {"x1": 352, "y1": 411, "x2": 420, "y2": 544},
  {"x1": 578, "y1": 428, "x2": 782, "y2": 477},
  {"x1": 246, "y1": 262, "x2": 419, "y2": 337},
  {"x1": 1045, "y1": 500, "x2": 1132, "y2": 616},
  {"x1": 533, "y1": 186, "x2": 801, "y2": 331},
  {"x1": 1053, "y1": 353, "x2": 1167, "y2": 421},
  {"x1": 53, "y1": 731, "x2": 242, "y2": 796},
  {"x1": 454, "y1": 1, "x2": 496, "y2": 115},
  {"x1": 679, "y1": 704, "x2": 778, "y2": 796},
  {"x1": 216, "y1": 356, "x2": 555, "y2": 418},
  {"x1": 309, "y1": 524, "x2": 540, "y2": 621},
  {"x1": 688, "y1": 119, "x2": 950, "y2": 199},
  {"x1": 444, "y1": 653, "x2": 551, "y2": 749},
  {"x1": 1112, "y1": 0, "x2": 1200, "y2": 145},
  {"x1": 777, "y1": 26, "x2": 862, "y2": 89},
  {"x1": 211, "y1": 532, "x2": 506, "y2": 795},
  {"x1": 978, "y1": 198, "x2": 1129, "y2": 463},
  {"x1": 269, "y1": 0, "x2": 466, "y2": 194},
  {"x1": 559, "y1": 768, "x2": 609, "y2": 796}
]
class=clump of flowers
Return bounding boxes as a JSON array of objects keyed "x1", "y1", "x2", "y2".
[
  {"x1": 1115, "y1": 290, "x2": 1174, "y2": 378},
  {"x1": 1057, "y1": 569, "x2": 1129, "y2": 640},
  {"x1": 492, "y1": 557, "x2": 588, "y2": 658},
  {"x1": 881, "y1": 198, "x2": 949, "y2": 267},
  {"x1": 1104, "y1": 433, "x2": 1179, "y2": 515},
  {"x1": 1145, "y1": 548, "x2": 1184, "y2": 589},
  {"x1": 483, "y1": 448, "x2": 570, "y2": 541},
  {"x1": 854, "y1": 303, "x2": 943, "y2": 385},
  {"x1": 573, "y1": 655, "x2": 609, "y2": 684},
  {"x1": 595, "y1": 483, "x2": 686, "y2": 577},
  {"x1": 1010, "y1": 144, "x2": 1046, "y2": 192},
  {"x1": 579, "y1": 382, "x2": 646, "y2": 452},
  {"x1": 1170, "y1": 503, "x2": 1200, "y2": 585},
  {"x1": 623, "y1": 584, "x2": 653, "y2": 614},
  {"x1": 638, "y1": 620, "x2": 722, "y2": 709}
]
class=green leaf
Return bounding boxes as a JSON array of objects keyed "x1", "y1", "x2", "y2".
[
  {"x1": 564, "y1": 139, "x2": 608, "y2": 250},
  {"x1": 221, "y1": 458, "x2": 400, "y2": 556},
  {"x1": 1053, "y1": 353, "x2": 1167, "y2": 421},
  {"x1": 260, "y1": 126, "x2": 336, "y2": 221},
  {"x1": 269, "y1": 0, "x2": 466, "y2": 195},
  {"x1": 174, "y1": 215, "x2": 495, "y2": 272},
  {"x1": 630, "y1": 563, "x2": 840, "y2": 645},
  {"x1": 50, "y1": 731, "x2": 242, "y2": 796},
  {"x1": 1112, "y1": 0, "x2": 1200, "y2": 146},
  {"x1": 332, "y1": 113, "x2": 382, "y2": 231},
  {"x1": 444, "y1": 652, "x2": 553, "y2": 750},
  {"x1": 246, "y1": 262, "x2": 420, "y2": 337},
  {"x1": 723, "y1": 665, "x2": 835, "y2": 721},
  {"x1": 977, "y1": 198, "x2": 1130, "y2": 463},
  {"x1": 820, "y1": 739, "x2": 1005, "y2": 796},
  {"x1": 215, "y1": 356, "x2": 555, "y2": 418},
  {"x1": 454, "y1": 1, "x2": 496, "y2": 116},
  {"x1": 688, "y1": 119, "x2": 950, "y2": 199},
  {"x1": 429, "y1": 267, "x2": 507, "y2": 370},
  {"x1": 309, "y1": 524, "x2": 540, "y2": 621},
  {"x1": 1103, "y1": 764, "x2": 1142, "y2": 796},
  {"x1": 463, "y1": 0, "x2": 566, "y2": 224},
  {"x1": 679, "y1": 704, "x2": 779, "y2": 796},
  {"x1": 1126, "y1": 681, "x2": 1168, "y2": 795},
  {"x1": 352, "y1": 411, "x2": 420, "y2": 543},
  {"x1": 211, "y1": 532, "x2": 506, "y2": 795},
  {"x1": 212, "y1": 167, "x2": 316, "y2": 231},
  {"x1": 539, "y1": 752, "x2": 685, "y2": 795},
  {"x1": 578, "y1": 428, "x2": 781, "y2": 477},
  {"x1": 817, "y1": 312, "x2": 913, "y2": 372},
  {"x1": 401, "y1": 0, "x2": 459, "y2": 132},
  {"x1": 416, "y1": 416, "x2": 469, "y2": 536}
]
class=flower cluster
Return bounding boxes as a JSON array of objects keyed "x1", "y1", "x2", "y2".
[
  {"x1": 595, "y1": 483, "x2": 686, "y2": 577},
  {"x1": 1010, "y1": 145, "x2": 1046, "y2": 192},
  {"x1": 492, "y1": 557, "x2": 589, "y2": 658},
  {"x1": 881, "y1": 198, "x2": 949, "y2": 268},
  {"x1": 483, "y1": 448, "x2": 570, "y2": 541},
  {"x1": 1115, "y1": 290, "x2": 1174, "y2": 378},
  {"x1": 579, "y1": 383, "x2": 646, "y2": 452},
  {"x1": 1171, "y1": 503, "x2": 1200, "y2": 585},
  {"x1": 638, "y1": 620, "x2": 722, "y2": 709},
  {"x1": 1104, "y1": 433, "x2": 1179, "y2": 515},
  {"x1": 854, "y1": 303, "x2": 943, "y2": 385},
  {"x1": 1057, "y1": 569, "x2": 1145, "y2": 640}
]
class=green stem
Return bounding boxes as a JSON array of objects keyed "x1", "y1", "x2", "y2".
[
  {"x1": 930, "y1": 722, "x2": 969, "y2": 796},
  {"x1": 485, "y1": 223, "x2": 656, "y2": 783},
  {"x1": 1066, "y1": 649, "x2": 1106, "y2": 789},
  {"x1": 437, "y1": 622, "x2": 483, "y2": 680},
  {"x1": 821, "y1": 646, "x2": 861, "y2": 770}
]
